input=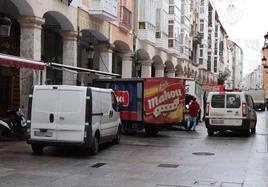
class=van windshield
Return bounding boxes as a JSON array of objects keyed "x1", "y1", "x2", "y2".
[
  {"x1": 211, "y1": 94, "x2": 225, "y2": 108},
  {"x1": 226, "y1": 94, "x2": 241, "y2": 108}
]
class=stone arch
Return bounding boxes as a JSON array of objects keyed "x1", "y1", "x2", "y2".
[
  {"x1": 152, "y1": 55, "x2": 164, "y2": 77},
  {"x1": 175, "y1": 64, "x2": 184, "y2": 77},
  {"x1": 43, "y1": 11, "x2": 75, "y2": 31},
  {"x1": 6, "y1": 0, "x2": 35, "y2": 17},
  {"x1": 42, "y1": 11, "x2": 75, "y2": 85},
  {"x1": 135, "y1": 49, "x2": 151, "y2": 78},
  {"x1": 77, "y1": 29, "x2": 109, "y2": 84},
  {"x1": 165, "y1": 60, "x2": 175, "y2": 77}
]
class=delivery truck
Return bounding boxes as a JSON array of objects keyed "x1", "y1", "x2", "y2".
[
  {"x1": 94, "y1": 78, "x2": 185, "y2": 135},
  {"x1": 244, "y1": 89, "x2": 266, "y2": 111}
]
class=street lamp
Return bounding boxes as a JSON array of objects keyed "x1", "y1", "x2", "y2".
[
  {"x1": 264, "y1": 33, "x2": 268, "y2": 47},
  {"x1": 0, "y1": 14, "x2": 12, "y2": 37},
  {"x1": 262, "y1": 56, "x2": 268, "y2": 69}
]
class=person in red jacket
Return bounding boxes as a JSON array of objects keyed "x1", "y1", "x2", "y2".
[{"x1": 187, "y1": 97, "x2": 200, "y2": 131}]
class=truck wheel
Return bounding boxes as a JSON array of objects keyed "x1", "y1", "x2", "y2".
[
  {"x1": 91, "y1": 135, "x2": 100, "y2": 155},
  {"x1": 0, "y1": 127, "x2": 3, "y2": 140},
  {"x1": 145, "y1": 127, "x2": 158, "y2": 136},
  {"x1": 207, "y1": 129, "x2": 214, "y2": 136},
  {"x1": 112, "y1": 127, "x2": 121, "y2": 144},
  {"x1": 31, "y1": 144, "x2": 44, "y2": 154}
]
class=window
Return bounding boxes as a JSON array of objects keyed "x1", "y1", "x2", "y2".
[
  {"x1": 199, "y1": 58, "x2": 203, "y2": 65},
  {"x1": 168, "y1": 25, "x2": 173, "y2": 37},
  {"x1": 111, "y1": 92, "x2": 118, "y2": 111},
  {"x1": 200, "y1": 49, "x2": 203, "y2": 57},
  {"x1": 139, "y1": 22, "x2": 146, "y2": 29},
  {"x1": 168, "y1": 39, "x2": 174, "y2": 48},
  {"x1": 226, "y1": 94, "x2": 241, "y2": 108},
  {"x1": 211, "y1": 94, "x2": 225, "y2": 108},
  {"x1": 200, "y1": 23, "x2": 204, "y2": 32},
  {"x1": 169, "y1": 6, "x2": 174, "y2": 14}
]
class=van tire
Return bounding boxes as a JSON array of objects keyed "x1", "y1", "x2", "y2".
[
  {"x1": 91, "y1": 135, "x2": 99, "y2": 155},
  {"x1": 251, "y1": 126, "x2": 256, "y2": 134},
  {"x1": 207, "y1": 129, "x2": 214, "y2": 136},
  {"x1": 112, "y1": 127, "x2": 121, "y2": 144},
  {"x1": 243, "y1": 129, "x2": 250, "y2": 137},
  {"x1": 31, "y1": 144, "x2": 44, "y2": 154}
]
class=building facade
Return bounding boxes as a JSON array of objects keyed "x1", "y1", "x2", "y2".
[{"x1": 0, "y1": 0, "x2": 243, "y2": 117}]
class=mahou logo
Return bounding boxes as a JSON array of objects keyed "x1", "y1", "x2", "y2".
[{"x1": 114, "y1": 91, "x2": 129, "y2": 107}]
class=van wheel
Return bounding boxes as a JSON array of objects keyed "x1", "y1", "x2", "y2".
[
  {"x1": 112, "y1": 127, "x2": 121, "y2": 144},
  {"x1": 31, "y1": 144, "x2": 44, "y2": 154},
  {"x1": 207, "y1": 129, "x2": 214, "y2": 136},
  {"x1": 91, "y1": 135, "x2": 99, "y2": 155},
  {"x1": 243, "y1": 129, "x2": 250, "y2": 137},
  {"x1": 251, "y1": 126, "x2": 256, "y2": 134}
]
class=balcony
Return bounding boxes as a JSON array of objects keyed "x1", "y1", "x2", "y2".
[
  {"x1": 137, "y1": 22, "x2": 156, "y2": 44},
  {"x1": 119, "y1": 6, "x2": 132, "y2": 32},
  {"x1": 156, "y1": 32, "x2": 168, "y2": 50},
  {"x1": 88, "y1": 0, "x2": 117, "y2": 21}
]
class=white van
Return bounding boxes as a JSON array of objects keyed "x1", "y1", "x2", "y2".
[
  {"x1": 205, "y1": 92, "x2": 257, "y2": 136},
  {"x1": 27, "y1": 85, "x2": 121, "y2": 154}
]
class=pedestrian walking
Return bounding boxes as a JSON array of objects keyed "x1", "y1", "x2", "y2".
[{"x1": 187, "y1": 97, "x2": 200, "y2": 131}]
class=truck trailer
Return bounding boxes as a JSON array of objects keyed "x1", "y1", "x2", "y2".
[{"x1": 94, "y1": 78, "x2": 185, "y2": 135}]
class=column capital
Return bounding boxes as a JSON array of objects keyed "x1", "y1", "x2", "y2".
[
  {"x1": 18, "y1": 16, "x2": 45, "y2": 29},
  {"x1": 99, "y1": 43, "x2": 115, "y2": 53},
  {"x1": 61, "y1": 31, "x2": 78, "y2": 41},
  {"x1": 121, "y1": 51, "x2": 134, "y2": 60},
  {"x1": 139, "y1": 59, "x2": 153, "y2": 66},
  {"x1": 154, "y1": 64, "x2": 165, "y2": 70},
  {"x1": 165, "y1": 68, "x2": 175, "y2": 73}
]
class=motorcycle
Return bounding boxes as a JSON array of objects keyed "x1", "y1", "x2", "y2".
[{"x1": 0, "y1": 108, "x2": 27, "y2": 140}]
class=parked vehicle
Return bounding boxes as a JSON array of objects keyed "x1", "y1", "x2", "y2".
[
  {"x1": 205, "y1": 92, "x2": 257, "y2": 136},
  {"x1": 27, "y1": 85, "x2": 121, "y2": 154},
  {"x1": 94, "y1": 78, "x2": 185, "y2": 136},
  {"x1": 243, "y1": 89, "x2": 266, "y2": 111},
  {"x1": 0, "y1": 108, "x2": 27, "y2": 140}
]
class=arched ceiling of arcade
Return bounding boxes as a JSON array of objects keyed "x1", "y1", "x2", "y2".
[
  {"x1": 165, "y1": 60, "x2": 175, "y2": 71},
  {"x1": 136, "y1": 49, "x2": 151, "y2": 61},
  {"x1": 43, "y1": 11, "x2": 75, "y2": 31},
  {"x1": 152, "y1": 55, "x2": 163, "y2": 66},
  {"x1": 114, "y1": 40, "x2": 130, "y2": 53}
]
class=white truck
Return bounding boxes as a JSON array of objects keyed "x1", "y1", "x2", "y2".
[{"x1": 244, "y1": 89, "x2": 266, "y2": 111}]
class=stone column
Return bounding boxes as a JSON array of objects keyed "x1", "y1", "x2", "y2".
[
  {"x1": 154, "y1": 64, "x2": 165, "y2": 77},
  {"x1": 99, "y1": 45, "x2": 113, "y2": 73},
  {"x1": 165, "y1": 69, "x2": 175, "y2": 78},
  {"x1": 18, "y1": 16, "x2": 45, "y2": 114},
  {"x1": 140, "y1": 60, "x2": 152, "y2": 78},
  {"x1": 61, "y1": 31, "x2": 78, "y2": 85},
  {"x1": 121, "y1": 52, "x2": 133, "y2": 78}
]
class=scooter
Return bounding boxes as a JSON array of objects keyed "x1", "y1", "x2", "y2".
[{"x1": 0, "y1": 108, "x2": 27, "y2": 140}]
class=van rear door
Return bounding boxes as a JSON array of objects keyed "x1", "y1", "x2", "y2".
[
  {"x1": 224, "y1": 93, "x2": 242, "y2": 126},
  {"x1": 31, "y1": 87, "x2": 58, "y2": 140},
  {"x1": 56, "y1": 88, "x2": 86, "y2": 142}
]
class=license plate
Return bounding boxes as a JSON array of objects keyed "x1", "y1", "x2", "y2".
[
  {"x1": 211, "y1": 119, "x2": 224, "y2": 124},
  {"x1": 34, "y1": 131, "x2": 53, "y2": 137}
]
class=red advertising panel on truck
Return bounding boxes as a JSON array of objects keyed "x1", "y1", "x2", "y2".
[{"x1": 144, "y1": 78, "x2": 185, "y2": 124}]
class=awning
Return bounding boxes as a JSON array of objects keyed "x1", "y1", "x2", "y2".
[
  {"x1": 48, "y1": 62, "x2": 120, "y2": 77},
  {"x1": 0, "y1": 53, "x2": 45, "y2": 70}
]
